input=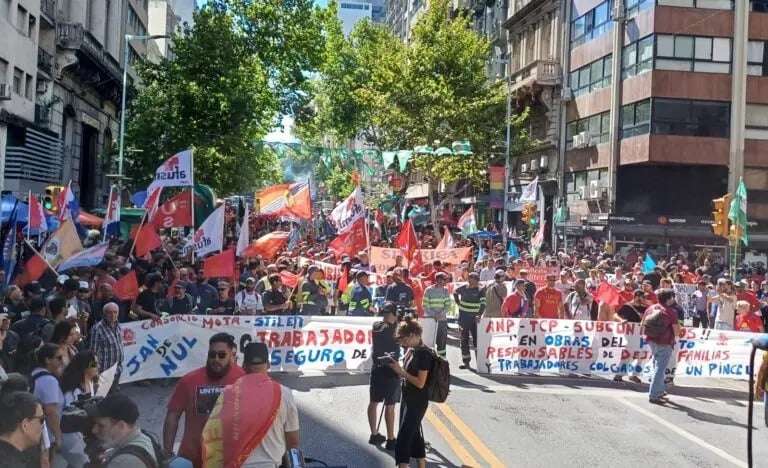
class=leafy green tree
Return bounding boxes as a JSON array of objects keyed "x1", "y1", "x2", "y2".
[
  {"x1": 126, "y1": 0, "x2": 325, "y2": 194},
  {"x1": 322, "y1": 165, "x2": 356, "y2": 202},
  {"x1": 295, "y1": 0, "x2": 535, "y2": 233}
]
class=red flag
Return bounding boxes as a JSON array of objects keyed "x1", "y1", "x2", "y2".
[
  {"x1": 279, "y1": 270, "x2": 299, "y2": 289},
  {"x1": 113, "y1": 270, "x2": 139, "y2": 301},
  {"x1": 131, "y1": 224, "x2": 162, "y2": 257},
  {"x1": 328, "y1": 217, "x2": 367, "y2": 259},
  {"x1": 409, "y1": 249, "x2": 425, "y2": 276},
  {"x1": 595, "y1": 281, "x2": 621, "y2": 307},
  {"x1": 242, "y1": 232, "x2": 290, "y2": 259},
  {"x1": 203, "y1": 248, "x2": 236, "y2": 279},
  {"x1": 12, "y1": 250, "x2": 48, "y2": 287},
  {"x1": 153, "y1": 189, "x2": 193, "y2": 229},
  {"x1": 396, "y1": 219, "x2": 418, "y2": 262},
  {"x1": 278, "y1": 184, "x2": 312, "y2": 220},
  {"x1": 28, "y1": 193, "x2": 48, "y2": 231}
]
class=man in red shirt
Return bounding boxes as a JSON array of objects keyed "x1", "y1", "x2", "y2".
[
  {"x1": 735, "y1": 300, "x2": 765, "y2": 333},
  {"x1": 642, "y1": 289, "x2": 680, "y2": 405},
  {"x1": 618, "y1": 281, "x2": 636, "y2": 305},
  {"x1": 534, "y1": 274, "x2": 564, "y2": 319},
  {"x1": 163, "y1": 333, "x2": 245, "y2": 467},
  {"x1": 735, "y1": 281, "x2": 761, "y2": 313}
]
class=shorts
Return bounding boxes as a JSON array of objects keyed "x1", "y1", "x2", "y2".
[{"x1": 369, "y1": 373, "x2": 401, "y2": 405}]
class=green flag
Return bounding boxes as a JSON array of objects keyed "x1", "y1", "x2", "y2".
[
  {"x1": 728, "y1": 178, "x2": 748, "y2": 245},
  {"x1": 451, "y1": 140, "x2": 473, "y2": 155},
  {"x1": 194, "y1": 184, "x2": 216, "y2": 229}
]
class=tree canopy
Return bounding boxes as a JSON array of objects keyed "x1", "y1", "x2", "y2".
[{"x1": 125, "y1": 0, "x2": 327, "y2": 195}]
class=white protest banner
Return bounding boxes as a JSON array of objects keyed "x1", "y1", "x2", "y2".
[
  {"x1": 330, "y1": 186, "x2": 364, "y2": 233},
  {"x1": 477, "y1": 317, "x2": 762, "y2": 379},
  {"x1": 673, "y1": 283, "x2": 697, "y2": 326},
  {"x1": 297, "y1": 257, "x2": 342, "y2": 280},
  {"x1": 183, "y1": 205, "x2": 225, "y2": 256},
  {"x1": 96, "y1": 364, "x2": 118, "y2": 397},
  {"x1": 148, "y1": 149, "x2": 194, "y2": 189}
]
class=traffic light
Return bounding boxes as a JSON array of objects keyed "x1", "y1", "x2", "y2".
[
  {"x1": 711, "y1": 194, "x2": 732, "y2": 238},
  {"x1": 521, "y1": 203, "x2": 536, "y2": 226},
  {"x1": 44, "y1": 185, "x2": 64, "y2": 212}
]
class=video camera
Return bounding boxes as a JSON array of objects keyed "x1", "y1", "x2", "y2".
[
  {"x1": 61, "y1": 394, "x2": 105, "y2": 467},
  {"x1": 281, "y1": 448, "x2": 348, "y2": 468}
]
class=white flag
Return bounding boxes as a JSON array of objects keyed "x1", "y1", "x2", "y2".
[
  {"x1": 519, "y1": 176, "x2": 539, "y2": 202},
  {"x1": 330, "y1": 186, "x2": 365, "y2": 233},
  {"x1": 236, "y1": 203, "x2": 250, "y2": 257},
  {"x1": 148, "y1": 149, "x2": 193, "y2": 189},
  {"x1": 184, "y1": 205, "x2": 225, "y2": 256}
]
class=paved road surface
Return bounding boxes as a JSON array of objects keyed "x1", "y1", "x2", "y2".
[{"x1": 128, "y1": 335, "x2": 766, "y2": 468}]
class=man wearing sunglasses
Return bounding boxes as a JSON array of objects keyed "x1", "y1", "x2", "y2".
[
  {"x1": 0, "y1": 391, "x2": 46, "y2": 468},
  {"x1": 163, "y1": 333, "x2": 244, "y2": 467}
]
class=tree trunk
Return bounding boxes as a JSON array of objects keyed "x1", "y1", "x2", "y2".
[{"x1": 428, "y1": 176, "x2": 441, "y2": 242}]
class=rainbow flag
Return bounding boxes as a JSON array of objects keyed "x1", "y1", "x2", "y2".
[{"x1": 488, "y1": 167, "x2": 505, "y2": 209}]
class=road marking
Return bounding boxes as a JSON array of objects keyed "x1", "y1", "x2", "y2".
[
  {"x1": 425, "y1": 408, "x2": 481, "y2": 467},
  {"x1": 434, "y1": 403, "x2": 507, "y2": 468},
  {"x1": 616, "y1": 398, "x2": 746, "y2": 468}
]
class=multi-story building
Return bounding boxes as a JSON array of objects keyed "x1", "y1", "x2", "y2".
[
  {"x1": 371, "y1": 0, "x2": 386, "y2": 23},
  {"x1": 148, "y1": 0, "x2": 181, "y2": 58},
  {"x1": 557, "y1": 0, "x2": 768, "y2": 253},
  {"x1": 0, "y1": 0, "x2": 161, "y2": 209},
  {"x1": 338, "y1": 1, "x2": 373, "y2": 36},
  {"x1": 0, "y1": 0, "x2": 63, "y2": 197},
  {"x1": 384, "y1": 0, "x2": 427, "y2": 41}
]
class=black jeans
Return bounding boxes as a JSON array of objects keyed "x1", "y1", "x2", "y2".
[
  {"x1": 460, "y1": 320, "x2": 478, "y2": 363},
  {"x1": 692, "y1": 310, "x2": 709, "y2": 329},
  {"x1": 395, "y1": 394, "x2": 429, "y2": 464}
]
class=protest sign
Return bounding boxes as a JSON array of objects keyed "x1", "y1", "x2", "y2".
[
  {"x1": 477, "y1": 317, "x2": 762, "y2": 379},
  {"x1": 297, "y1": 257, "x2": 342, "y2": 280},
  {"x1": 120, "y1": 315, "x2": 437, "y2": 383},
  {"x1": 513, "y1": 266, "x2": 561, "y2": 288},
  {"x1": 370, "y1": 247, "x2": 471, "y2": 273},
  {"x1": 673, "y1": 283, "x2": 697, "y2": 326}
]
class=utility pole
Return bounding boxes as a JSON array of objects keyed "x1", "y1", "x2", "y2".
[{"x1": 606, "y1": 3, "x2": 627, "y2": 246}]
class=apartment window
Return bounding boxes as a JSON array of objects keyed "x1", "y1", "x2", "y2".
[
  {"x1": 570, "y1": 1, "x2": 611, "y2": 48},
  {"x1": 565, "y1": 111, "x2": 610, "y2": 148},
  {"x1": 12, "y1": 67, "x2": 22, "y2": 95},
  {"x1": 622, "y1": 35, "x2": 653, "y2": 78},
  {"x1": 24, "y1": 73, "x2": 32, "y2": 99},
  {"x1": 15, "y1": 4, "x2": 26, "y2": 31},
  {"x1": 656, "y1": 34, "x2": 731, "y2": 73},
  {"x1": 570, "y1": 55, "x2": 612, "y2": 97},
  {"x1": 0, "y1": 58, "x2": 7, "y2": 84},
  {"x1": 625, "y1": 0, "x2": 653, "y2": 17},
  {"x1": 747, "y1": 40, "x2": 768, "y2": 76},
  {"x1": 620, "y1": 99, "x2": 651, "y2": 138},
  {"x1": 658, "y1": 0, "x2": 732, "y2": 8},
  {"x1": 565, "y1": 169, "x2": 609, "y2": 202},
  {"x1": 652, "y1": 98, "x2": 730, "y2": 138},
  {"x1": 27, "y1": 14, "x2": 35, "y2": 37},
  {"x1": 752, "y1": 0, "x2": 768, "y2": 12},
  {"x1": 745, "y1": 104, "x2": 768, "y2": 140}
]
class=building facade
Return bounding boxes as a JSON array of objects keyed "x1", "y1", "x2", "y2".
[
  {"x1": 148, "y1": 0, "x2": 181, "y2": 58},
  {"x1": 338, "y1": 1, "x2": 373, "y2": 36},
  {"x1": 0, "y1": 0, "x2": 160, "y2": 209}
]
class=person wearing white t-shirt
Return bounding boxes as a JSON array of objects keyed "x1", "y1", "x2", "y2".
[
  {"x1": 236, "y1": 278, "x2": 264, "y2": 315},
  {"x1": 56, "y1": 350, "x2": 99, "y2": 468},
  {"x1": 711, "y1": 280, "x2": 736, "y2": 330}
]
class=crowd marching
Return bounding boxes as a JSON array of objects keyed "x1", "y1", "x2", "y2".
[{"x1": 0, "y1": 152, "x2": 767, "y2": 467}]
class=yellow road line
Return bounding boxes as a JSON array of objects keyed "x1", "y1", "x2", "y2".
[
  {"x1": 434, "y1": 403, "x2": 507, "y2": 468},
  {"x1": 424, "y1": 408, "x2": 481, "y2": 467}
]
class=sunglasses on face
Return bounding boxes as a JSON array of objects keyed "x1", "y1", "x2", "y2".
[{"x1": 208, "y1": 351, "x2": 229, "y2": 360}]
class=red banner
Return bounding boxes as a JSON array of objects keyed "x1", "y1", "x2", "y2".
[{"x1": 153, "y1": 190, "x2": 193, "y2": 229}]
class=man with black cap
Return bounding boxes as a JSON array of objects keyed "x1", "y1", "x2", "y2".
[
  {"x1": 384, "y1": 268, "x2": 414, "y2": 310},
  {"x1": 11, "y1": 298, "x2": 52, "y2": 341},
  {"x1": 299, "y1": 266, "x2": 328, "y2": 315},
  {"x1": 202, "y1": 342, "x2": 299, "y2": 467},
  {"x1": 161, "y1": 281, "x2": 195, "y2": 315},
  {"x1": 367, "y1": 302, "x2": 401, "y2": 450},
  {"x1": 92, "y1": 394, "x2": 157, "y2": 467}
]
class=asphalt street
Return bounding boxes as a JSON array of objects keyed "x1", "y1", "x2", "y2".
[{"x1": 129, "y1": 331, "x2": 767, "y2": 468}]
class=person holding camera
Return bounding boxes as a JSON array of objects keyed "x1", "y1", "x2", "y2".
[
  {"x1": 55, "y1": 350, "x2": 100, "y2": 468},
  {"x1": 367, "y1": 302, "x2": 401, "y2": 450}
]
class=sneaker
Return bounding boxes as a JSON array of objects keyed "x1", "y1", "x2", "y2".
[
  {"x1": 368, "y1": 434, "x2": 386, "y2": 445},
  {"x1": 613, "y1": 375, "x2": 623, "y2": 382},
  {"x1": 459, "y1": 361, "x2": 470, "y2": 370},
  {"x1": 649, "y1": 398, "x2": 667, "y2": 405},
  {"x1": 629, "y1": 376, "x2": 641, "y2": 383},
  {"x1": 385, "y1": 439, "x2": 396, "y2": 451}
]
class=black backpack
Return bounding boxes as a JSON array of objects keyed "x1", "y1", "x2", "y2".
[
  {"x1": 424, "y1": 347, "x2": 450, "y2": 403},
  {"x1": 110, "y1": 430, "x2": 189, "y2": 468}
]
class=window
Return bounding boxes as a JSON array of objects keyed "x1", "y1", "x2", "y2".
[
  {"x1": 656, "y1": 34, "x2": 731, "y2": 73},
  {"x1": 658, "y1": 0, "x2": 732, "y2": 9},
  {"x1": 24, "y1": 73, "x2": 32, "y2": 99},
  {"x1": 622, "y1": 36, "x2": 653, "y2": 78},
  {"x1": 570, "y1": 1, "x2": 612, "y2": 48},
  {"x1": 570, "y1": 55, "x2": 612, "y2": 97},
  {"x1": 652, "y1": 98, "x2": 730, "y2": 138},
  {"x1": 27, "y1": 14, "x2": 34, "y2": 37},
  {"x1": 752, "y1": 0, "x2": 768, "y2": 12},
  {"x1": 565, "y1": 169, "x2": 609, "y2": 201},
  {"x1": 626, "y1": 0, "x2": 653, "y2": 17},
  {"x1": 620, "y1": 99, "x2": 651, "y2": 138},
  {"x1": 15, "y1": 4, "x2": 26, "y2": 31},
  {"x1": 565, "y1": 111, "x2": 610, "y2": 148},
  {"x1": 12, "y1": 67, "x2": 22, "y2": 95},
  {"x1": 0, "y1": 58, "x2": 7, "y2": 84},
  {"x1": 748, "y1": 40, "x2": 768, "y2": 76}
]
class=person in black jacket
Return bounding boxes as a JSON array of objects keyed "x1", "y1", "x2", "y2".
[
  {"x1": 0, "y1": 391, "x2": 46, "y2": 468},
  {"x1": 386, "y1": 317, "x2": 431, "y2": 468},
  {"x1": 367, "y1": 302, "x2": 401, "y2": 450}
]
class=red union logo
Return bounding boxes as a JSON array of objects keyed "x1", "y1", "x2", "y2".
[
  {"x1": 657, "y1": 216, "x2": 668, "y2": 225},
  {"x1": 194, "y1": 230, "x2": 204, "y2": 243},
  {"x1": 123, "y1": 328, "x2": 136, "y2": 346}
]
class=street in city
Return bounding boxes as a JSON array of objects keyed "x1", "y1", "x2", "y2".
[{"x1": 130, "y1": 334, "x2": 766, "y2": 468}]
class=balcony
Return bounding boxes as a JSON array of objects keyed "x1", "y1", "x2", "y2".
[
  {"x1": 40, "y1": 0, "x2": 55, "y2": 25},
  {"x1": 37, "y1": 48, "x2": 54, "y2": 78},
  {"x1": 510, "y1": 59, "x2": 561, "y2": 91},
  {"x1": 56, "y1": 23, "x2": 122, "y2": 85},
  {"x1": 35, "y1": 104, "x2": 51, "y2": 126}
]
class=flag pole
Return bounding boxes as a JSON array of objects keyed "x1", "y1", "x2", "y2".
[
  {"x1": 127, "y1": 210, "x2": 148, "y2": 259},
  {"x1": 189, "y1": 149, "x2": 196, "y2": 265},
  {"x1": 103, "y1": 185, "x2": 112, "y2": 243},
  {"x1": 26, "y1": 190, "x2": 31, "y2": 242}
]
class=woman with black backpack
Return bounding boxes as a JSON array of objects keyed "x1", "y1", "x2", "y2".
[{"x1": 385, "y1": 317, "x2": 431, "y2": 468}]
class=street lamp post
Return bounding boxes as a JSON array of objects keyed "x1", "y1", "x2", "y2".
[{"x1": 117, "y1": 34, "x2": 170, "y2": 185}]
